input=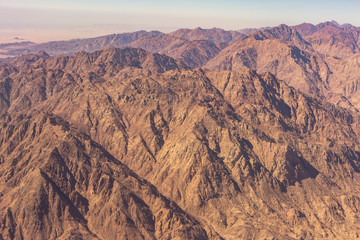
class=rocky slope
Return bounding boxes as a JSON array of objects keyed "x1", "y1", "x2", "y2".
[
  {"x1": 0, "y1": 113, "x2": 218, "y2": 240},
  {"x1": 168, "y1": 27, "x2": 245, "y2": 43},
  {"x1": 0, "y1": 31, "x2": 163, "y2": 58},
  {"x1": 293, "y1": 21, "x2": 360, "y2": 58},
  {"x1": 128, "y1": 35, "x2": 223, "y2": 68},
  {"x1": 205, "y1": 24, "x2": 360, "y2": 110},
  {"x1": 204, "y1": 25, "x2": 329, "y2": 95},
  {"x1": 1, "y1": 48, "x2": 360, "y2": 239},
  {"x1": 0, "y1": 29, "x2": 233, "y2": 69}
]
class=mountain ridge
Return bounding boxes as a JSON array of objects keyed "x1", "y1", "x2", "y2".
[
  {"x1": 1, "y1": 46, "x2": 360, "y2": 239},
  {"x1": 2, "y1": 21, "x2": 360, "y2": 239}
]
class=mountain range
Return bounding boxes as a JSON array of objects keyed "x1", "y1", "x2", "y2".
[
  {"x1": 1, "y1": 21, "x2": 360, "y2": 239},
  {"x1": 2, "y1": 21, "x2": 360, "y2": 108}
]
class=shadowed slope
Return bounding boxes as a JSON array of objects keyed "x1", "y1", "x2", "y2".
[
  {"x1": 0, "y1": 113, "x2": 218, "y2": 240},
  {"x1": 1, "y1": 49, "x2": 360, "y2": 239}
]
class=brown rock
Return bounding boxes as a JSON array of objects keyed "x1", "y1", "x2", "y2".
[{"x1": 1, "y1": 42, "x2": 360, "y2": 239}]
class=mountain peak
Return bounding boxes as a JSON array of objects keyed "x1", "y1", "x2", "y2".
[
  {"x1": 36, "y1": 51, "x2": 50, "y2": 58},
  {"x1": 169, "y1": 27, "x2": 245, "y2": 43},
  {"x1": 247, "y1": 24, "x2": 311, "y2": 49},
  {"x1": 69, "y1": 47, "x2": 187, "y2": 73},
  {"x1": 330, "y1": 20, "x2": 340, "y2": 26},
  {"x1": 278, "y1": 23, "x2": 291, "y2": 29},
  {"x1": 6, "y1": 47, "x2": 186, "y2": 75}
]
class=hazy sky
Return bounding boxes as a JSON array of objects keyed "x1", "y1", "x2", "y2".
[{"x1": 0, "y1": 0, "x2": 359, "y2": 43}]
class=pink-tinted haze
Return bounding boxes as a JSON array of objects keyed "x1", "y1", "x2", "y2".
[{"x1": 1, "y1": 0, "x2": 359, "y2": 43}]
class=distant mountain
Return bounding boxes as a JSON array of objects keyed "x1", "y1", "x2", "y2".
[
  {"x1": 0, "y1": 28, "x2": 237, "y2": 68},
  {"x1": 169, "y1": 27, "x2": 246, "y2": 43},
  {"x1": 237, "y1": 27, "x2": 268, "y2": 35},
  {"x1": 0, "y1": 41, "x2": 34, "y2": 48},
  {"x1": 163, "y1": 40, "x2": 223, "y2": 68},
  {"x1": 127, "y1": 34, "x2": 188, "y2": 53},
  {"x1": 128, "y1": 34, "x2": 223, "y2": 68},
  {"x1": 1, "y1": 23, "x2": 360, "y2": 108},
  {"x1": 205, "y1": 24, "x2": 360, "y2": 110},
  {"x1": 6, "y1": 48, "x2": 185, "y2": 74},
  {"x1": 0, "y1": 48, "x2": 187, "y2": 117},
  {"x1": 205, "y1": 25, "x2": 328, "y2": 94},
  {"x1": 293, "y1": 21, "x2": 360, "y2": 58},
  {"x1": 293, "y1": 21, "x2": 353, "y2": 37},
  {"x1": 248, "y1": 24, "x2": 312, "y2": 50},
  {"x1": 0, "y1": 30, "x2": 163, "y2": 58}
]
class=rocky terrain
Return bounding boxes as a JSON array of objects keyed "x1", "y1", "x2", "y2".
[
  {"x1": 205, "y1": 23, "x2": 360, "y2": 110},
  {"x1": 1, "y1": 22, "x2": 360, "y2": 240},
  {"x1": 293, "y1": 21, "x2": 360, "y2": 58},
  {"x1": 168, "y1": 27, "x2": 245, "y2": 43},
  {"x1": 2, "y1": 22, "x2": 360, "y2": 109}
]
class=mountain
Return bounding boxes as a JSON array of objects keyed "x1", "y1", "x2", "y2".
[
  {"x1": 0, "y1": 29, "x2": 230, "y2": 68},
  {"x1": 0, "y1": 27, "x2": 244, "y2": 60},
  {"x1": 0, "y1": 31, "x2": 163, "y2": 58},
  {"x1": 249, "y1": 24, "x2": 312, "y2": 50},
  {"x1": 2, "y1": 22, "x2": 358, "y2": 109},
  {"x1": 0, "y1": 113, "x2": 218, "y2": 240},
  {"x1": 0, "y1": 48, "x2": 186, "y2": 118},
  {"x1": 204, "y1": 25, "x2": 329, "y2": 95},
  {"x1": 205, "y1": 24, "x2": 360, "y2": 110},
  {"x1": 168, "y1": 27, "x2": 245, "y2": 43},
  {"x1": 128, "y1": 34, "x2": 223, "y2": 68},
  {"x1": 1, "y1": 48, "x2": 360, "y2": 239},
  {"x1": 237, "y1": 27, "x2": 268, "y2": 35},
  {"x1": 0, "y1": 42, "x2": 35, "y2": 59},
  {"x1": 293, "y1": 21, "x2": 360, "y2": 58},
  {"x1": 6, "y1": 47, "x2": 185, "y2": 75}
]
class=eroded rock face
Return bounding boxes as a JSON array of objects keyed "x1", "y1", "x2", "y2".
[
  {"x1": 205, "y1": 24, "x2": 360, "y2": 110},
  {"x1": 293, "y1": 21, "x2": 360, "y2": 58},
  {"x1": 0, "y1": 113, "x2": 218, "y2": 240},
  {"x1": 2, "y1": 23, "x2": 360, "y2": 111},
  {"x1": 1, "y1": 48, "x2": 360, "y2": 239}
]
